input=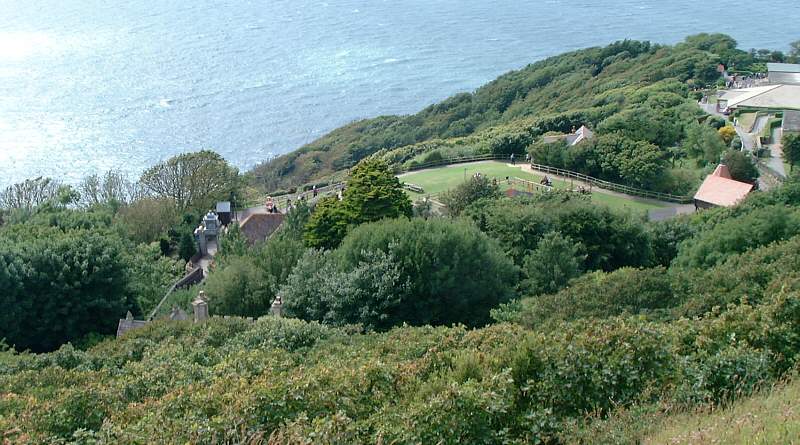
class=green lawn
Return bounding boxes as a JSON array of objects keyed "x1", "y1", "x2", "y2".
[{"x1": 399, "y1": 161, "x2": 667, "y2": 213}]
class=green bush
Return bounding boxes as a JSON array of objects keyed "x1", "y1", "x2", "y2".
[
  {"x1": 494, "y1": 267, "x2": 676, "y2": 327},
  {"x1": 285, "y1": 218, "x2": 518, "y2": 329},
  {"x1": 464, "y1": 194, "x2": 652, "y2": 270}
]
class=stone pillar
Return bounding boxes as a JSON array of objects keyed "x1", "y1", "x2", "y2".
[
  {"x1": 270, "y1": 296, "x2": 283, "y2": 317},
  {"x1": 192, "y1": 290, "x2": 209, "y2": 322}
]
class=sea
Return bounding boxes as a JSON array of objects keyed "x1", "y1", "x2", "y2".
[{"x1": 1, "y1": 0, "x2": 797, "y2": 187}]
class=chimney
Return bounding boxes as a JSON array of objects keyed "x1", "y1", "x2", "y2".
[{"x1": 192, "y1": 290, "x2": 209, "y2": 322}]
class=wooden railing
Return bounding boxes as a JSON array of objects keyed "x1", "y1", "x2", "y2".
[
  {"x1": 527, "y1": 163, "x2": 692, "y2": 203},
  {"x1": 398, "y1": 153, "x2": 513, "y2": 173},
  {"x1": 261, "y1": 153, "x2": 693, "y2": 208}
]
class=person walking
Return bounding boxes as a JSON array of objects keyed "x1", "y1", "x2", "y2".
[{"x1": 510, "y1": 153, "x2": 515, "y2": 165}]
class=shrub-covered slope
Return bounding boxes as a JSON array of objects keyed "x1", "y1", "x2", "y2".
[{"x1": 252, "y1": 36, "x2": 730, "y2": 191}]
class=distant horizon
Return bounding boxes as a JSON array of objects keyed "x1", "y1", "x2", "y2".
[{"x1": 1, "y1": 0, "x2": 797, "y2": 187}]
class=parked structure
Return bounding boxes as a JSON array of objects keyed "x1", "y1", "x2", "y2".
[
  {"x1": 767, "y1": 63, "x2": 800, "y2": 86},
  {"x1": 693, "y1": 164, "x2": 754, "y2": 209}
]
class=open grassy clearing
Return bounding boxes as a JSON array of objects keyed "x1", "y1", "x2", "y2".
[
  {"x1": 399, "y1": 161, "x2": 667, "y2": 212},
  {"x1": 644, "y1": 378, "x2": 800, "y2": 445}
]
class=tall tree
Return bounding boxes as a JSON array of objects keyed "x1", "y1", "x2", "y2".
[
  {"x1": 304, "y1": 158, "x2": 412, "y2": 250},
  {"x1": 79, "y1": 170, "x2": 139, "y2": 207},
  {"x1": 340, "y1": 158, "x2": 412, "y2": 224},
  {"x1": 683, "y1": 122, "x2": 726, "y2": 165},
  {"x1": 0, "y1": 177, "x2": 61, "y2": 211},
  {"x1": 304, "y1": 196, "x2": 350, "y2": 250},
  {"x1": 139, "y1": 150, "x2": 239, "y2": 211}
]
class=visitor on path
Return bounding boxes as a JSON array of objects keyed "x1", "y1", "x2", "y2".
[
  {"x1": 510, "y1": 153, "x2": 515, "y2": 165},
  {"x1": 265, "y1": 196, "x2": 274, "y2": 213},
  {"x1": 525, "y1": 153, "x2": 531, "y2": 163}
]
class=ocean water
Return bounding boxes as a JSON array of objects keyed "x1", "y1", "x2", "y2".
[{"x1": 1, "y1": 0, "x2": 797, "y2": 186}]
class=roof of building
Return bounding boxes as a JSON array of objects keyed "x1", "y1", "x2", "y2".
[
  {"x1": 693, "y1": 165, "x2": 754, "y2": 207},
  {"x1": 783, "y1": 110, "x2": 800, "y2": 132},
  {"x1": 216, "y1": 201, "x2": 231, "y2": 213},
  {"x1": 239, "y1": 212, "x2": 284, "y2": 245},
  {"x1": 565, "y1": 125, "x2": 594, "y2": 146},
  {"x1": 541, "y1": 125, "x2": 594, "y2": 146},
  {"x1": 718, "y1": 84, "x2": 800, "y2": 110},
  {"x1": 768, "y1": 63, "x2": 800, "y2": 73}
]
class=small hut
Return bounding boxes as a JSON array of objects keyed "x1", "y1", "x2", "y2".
[{"x1": 693, "y1": 165, "x2": 754, "y2": 209}]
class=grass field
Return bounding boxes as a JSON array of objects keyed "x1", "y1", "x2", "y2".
[
  {"x1": 399, "y1": 161, "x2": 667, "y2": 213},
  {"x1": 644, "y1": 378, "x2": 800, "y2": 445}
]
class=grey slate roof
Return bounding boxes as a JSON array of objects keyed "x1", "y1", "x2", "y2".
[{"x1": 216, "y1": 201, "x2": 231, "y2": 213}]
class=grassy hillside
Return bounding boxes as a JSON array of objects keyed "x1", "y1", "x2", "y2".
[
  {"x1": 251, "y1": 36, "x2": 727, "y2": 192},
  {"x1": 4, "y1": 175, "x2": 800, "y2": 443},
  {"x1": 644, "y1": 378, "x2": 800, "y2": 445}
]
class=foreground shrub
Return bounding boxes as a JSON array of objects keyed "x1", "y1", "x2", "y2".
[
  {"x1": 283, "y1": 218, "x2": 518, "y2": 330},
  {"x1": 494, "y1": 267, "x2": 676, "y2": 328}
]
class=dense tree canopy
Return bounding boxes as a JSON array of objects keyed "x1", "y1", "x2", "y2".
[
  {"x1": 285, "y1": 218, "x2": 517, "y2": 329},
  {"x1": 207, "y1": 234, "x2": 305, "y2": 318},
  {"x1": 0, "y1": 226, "x2": 133, "y2": 352},
  {"x1": 521, "y1": 231, "x2": 585, "y2": 296},
  {"x1": 464, "y1": 193, "x2": 652, "y2": 271}
]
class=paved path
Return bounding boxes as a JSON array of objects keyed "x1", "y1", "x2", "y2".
[
  {"x1": 766, "y1": 127, "x2": 787, "y2": 178},
  {"x1": 734, "y1": 124, "x2": 757, "y2": 152},
  {"x1": 197, "y1": 239, "x2": 217, "y2": 276},
  {"x1": 752, "y1": 115, "x2": 769, "y2": 135}
]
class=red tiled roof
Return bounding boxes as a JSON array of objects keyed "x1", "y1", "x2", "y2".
[{"x1": 693, "y1": 165, "x2": 753, "y2": 207}]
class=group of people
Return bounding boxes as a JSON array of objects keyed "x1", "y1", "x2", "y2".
[
  {"x1": 264, "y1": 197, "x2": 281, "y2": 214},
  {"x1": 509, "y1": 153, "x2": 532, "y2": 165}
]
